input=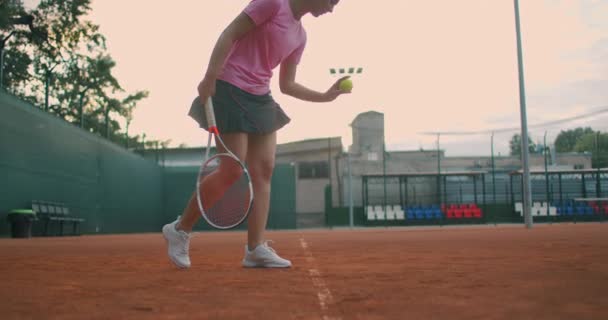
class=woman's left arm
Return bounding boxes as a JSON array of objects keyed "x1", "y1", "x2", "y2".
[{"x1": 279, "y1": 62, "x2": 350, "y2": 103}]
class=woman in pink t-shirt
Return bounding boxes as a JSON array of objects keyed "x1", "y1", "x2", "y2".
[{"x1": 163, "y1": 0, "x2": 349, "y2": 269}]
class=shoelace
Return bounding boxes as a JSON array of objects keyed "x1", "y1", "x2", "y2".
[
  {"x1": 178, "y1": 232, "x2": 191, "y2": 255},
  {"x1": 262, "y1": 240, "x2": 276, "y2": 254}
]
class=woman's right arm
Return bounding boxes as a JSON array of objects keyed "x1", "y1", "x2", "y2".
[{"x1": 198, "y1": 13, "x2": 256, "y2": 102}]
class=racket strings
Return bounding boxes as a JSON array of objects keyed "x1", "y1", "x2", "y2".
[
  {"x1": 198, "y1": 155, "x2": 252, "y2": 228},
  {"x1": 205, "y1": 174, "x2": 251, "y2": 226}
]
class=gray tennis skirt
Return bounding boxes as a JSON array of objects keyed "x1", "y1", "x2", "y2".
[{"x1": 188, "y1": 80, "x2": 291, "y2": 134}]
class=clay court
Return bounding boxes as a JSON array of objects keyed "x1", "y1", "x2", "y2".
[{"x1": 1, "y1": 223, "x2": 607, "y2": 320}]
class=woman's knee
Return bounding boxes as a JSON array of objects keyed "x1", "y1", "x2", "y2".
[{"x1": 249, "y1": 159, "x2": 275, "y2": 183}]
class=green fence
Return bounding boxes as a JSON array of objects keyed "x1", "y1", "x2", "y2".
[
  {"x1": 1, "y1": 92, "x2": 297, "y2": 236},
  {"x1": 0, "y1": 91, "x2": 164, "y2": 236}
]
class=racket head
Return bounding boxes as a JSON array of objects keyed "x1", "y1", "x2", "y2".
[{"x1": 196, "y1": 152, "x2": 253, "y2": 229}]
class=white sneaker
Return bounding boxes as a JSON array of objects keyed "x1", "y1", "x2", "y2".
[
  {"x1": 162, "y1": 220, "x2": 191, "y2": 269},
  {"x1": 242, "y1": 241, "x2": 292, "y2": 268}
]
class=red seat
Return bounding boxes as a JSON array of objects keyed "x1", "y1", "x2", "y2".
[
  {"x1": 454, "y1": 209, "x2": 463, "y2": 218},
  {"x1": 459, "y1": 204, "x2": 467, "y2": 209},
  {"x1": 446, "y1": 209, "x2": 454, "y2": 218},
  {"x1": 473, "y1": 208, "x2": 482, "y2": 218},
  {"x1": 463, "y1": 209, "x2": 472, "y2": 218},
  {"x1": 449, "y1": 204, "x2": 457, "y2": 210}
]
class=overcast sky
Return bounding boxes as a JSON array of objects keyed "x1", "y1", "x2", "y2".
[{"x1": 22, "y1": 0, "x2": 608, "y2": 156}]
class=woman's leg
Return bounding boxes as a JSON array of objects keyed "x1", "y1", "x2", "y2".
[
  {"x1": 245, "y1": 131, "x2": 277, "y2": 249},
  {"x1": 177, "y1": 132, "x2": 248, "y2": 232}
]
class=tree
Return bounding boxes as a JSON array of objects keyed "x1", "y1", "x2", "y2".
[
  {"x1": 0, "y1": 0, "x2": 32, "y2": 90},
  {"x1": 2, "y1": 0, "x2": 151, "y2": 148},
  {"x1": 554, "y1": 127, "x2": 594, "y2": 152},
  {"x1": 574, "y1": 132, "x2": 608, "y2": 168},
  {"x1": 509, "y1": 134, "x2": 536, "y2": 156}
]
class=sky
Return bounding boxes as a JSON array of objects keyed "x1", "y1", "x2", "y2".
[{"x1": 22, "y1": 0, "x2": 608, "y2": 156}]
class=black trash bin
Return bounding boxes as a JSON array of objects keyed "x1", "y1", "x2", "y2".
[{"x1": 7, "y1": 209, "x2": 36, "y2": 238}]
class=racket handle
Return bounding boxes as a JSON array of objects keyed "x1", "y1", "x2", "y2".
[{"x1": 205, "y1": 97, "x2": 219, "y2": 134}]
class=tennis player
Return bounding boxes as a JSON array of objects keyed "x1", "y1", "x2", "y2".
[{"x1": 163, "y1": 0, "x2": 350, "y2": 269}]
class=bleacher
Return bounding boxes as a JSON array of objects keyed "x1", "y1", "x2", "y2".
[
  {"x1": 514, "y1": 200, "x2": 608, "y2": 218},
  {"x1": 366, "y1": 203, "x2": 484, "y2": 222}
]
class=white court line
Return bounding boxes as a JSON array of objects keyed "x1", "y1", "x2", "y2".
[{"x1": 299, "y1": 237, "x2": 342, "y2": 320}]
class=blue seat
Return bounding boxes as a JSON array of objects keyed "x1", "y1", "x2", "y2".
[
  {"x1": 424, "y1": 209, "x2": 434, "y2": 219},
  {"x1": 434, "y1": 209, "x2": 443, "y2": 219},
  {"x1": 406, "y1": 211, "x2": 415, "y2": 220},
  {"x1": 566, "y1": 207, "x2": 574, "y2": 215},
  {"x1": 576, "y1": 207, "x2": 585, "y2": 215},
  {"x1": 585, "y1": 207, "x2": 594, "y2": 215},
  {"x1": 415, "y1": 209, "x2": 425, "y2": 219},
  {"x1": 556, "y1": 207, "x2": 562, "y2": 214}
]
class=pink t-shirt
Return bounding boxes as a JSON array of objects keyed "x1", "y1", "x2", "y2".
[{"x1": 218, "y1": 0, "x2": 307, "y2": 95}]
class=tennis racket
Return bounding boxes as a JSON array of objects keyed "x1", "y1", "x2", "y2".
[{"x1": 196, "y1": 97, "x2": 253, "y2": 229}]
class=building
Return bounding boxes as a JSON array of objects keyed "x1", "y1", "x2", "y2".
[{"x1": 139, "y1": 111, "x2": 592, "y2": 228}]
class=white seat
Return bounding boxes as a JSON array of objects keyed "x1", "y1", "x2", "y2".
[
  {"x1": 548, "y1": 207, "x2": 557, "y2": 216},
  {"x1": 393, "y1": 205, "x2": 405, "y2": 220},
  {"x1": 385, "y1": 206, "x2": 395, "y2": 220},
  {"x1": 531, "y1": 202, "x2": 542, "y2": 216},
  {"x1": 374, "y1": 205, "x2": 385, "y2": 220},
  {"x1": 515, "y1": 202, "x2": 523, "y2": 216},
  {"x1": 366, "y1": 206, "x2": 375, "y2": 220}
]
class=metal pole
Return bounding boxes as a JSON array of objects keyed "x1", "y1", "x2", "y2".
[
  {"x1": 514, "y1": 0, "x2": 533, "y2": 228},
  {"x1": 383, "y1": 142, "x2": 387, "y2": 210},
  {"x1": 596, "y1": 132, "x2": 601, "y2": 197},
  {"x1": 347, "y1": 152, "x2": 354, "y2": 228},
  {"x1": 491, "y1": 132, "x2": 497, "y2": 203},
  {"x1": 544, "y1": 132, "x2": 550, "y2": 205},
  {"x1": 437, "y1": 133, "x2": 441, "y2": 204}
]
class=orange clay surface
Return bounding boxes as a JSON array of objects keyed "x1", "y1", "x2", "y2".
[{"x1": 1, "y1": 223, "x2": 608, "y2": 320}]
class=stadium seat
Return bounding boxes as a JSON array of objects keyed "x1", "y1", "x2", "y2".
[
  {"x1": 566, "y1": 206, "x2": 574, "y2": 215},
  {"x1": 424, "y1": 209, "x2": 434, "y2": 219},
  {"x1": 472, "y1": 208, "x2": 482, "y2": 218},
  {"x1": 515, "y1": 202, "x2": 523, "y2": 216},
  {"x1": 454, "y1": 209, "x2": 463, "y2": 218},
  {"x1": 584, "y1": 206, "x2": 594, "y2": 215},
  {"x1": 434, "y1": 209, "x2": 443, "y2": 219},
  {"x1": 366, "y1": 206, "x2": 375, "y2": 220},
  {"x1": 446, "y1": 209, "x2": 454, "y2": 219},
  {"x1": 548, "y1": 207, "x2": 557, "y2": 216},
  {"x1": 406, "y1": 209, "x2": 415, "y2": 220},
  {"x1": 463, "y1": 209, "x2": 472, "y2": 218},
  {"x1": 392, "y1": 205, "x2": 405, "y2": 220},
  {"x1": 575, "y1": 206, "x2": 585, "y2": 216},
  {"x1": 374, "y1": 205, "x2": 386, "y2": 220},
  {"x1": 385, "y1": 206, "x2": 395, "y2": 220},
  {"x1": 415, "y1": 209, "x2": 425, "y2": 220}
]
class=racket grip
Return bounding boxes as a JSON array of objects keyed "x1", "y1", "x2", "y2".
[{"x1": 204, "y1": 97, "x2": 219, "y2": 134}]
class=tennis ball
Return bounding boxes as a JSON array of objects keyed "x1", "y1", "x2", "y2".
[{"x1": 339, "y1": 78, "x2": 353, "y2": 91}]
